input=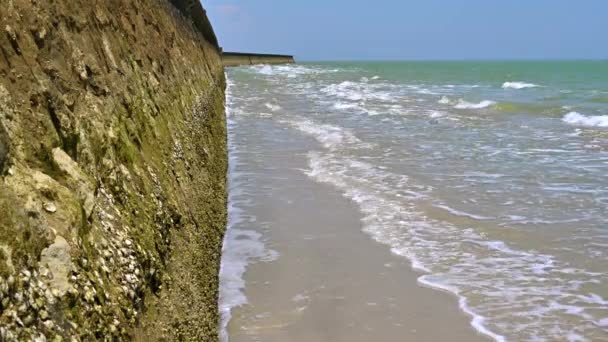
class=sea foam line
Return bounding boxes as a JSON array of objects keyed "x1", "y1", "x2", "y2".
[
  {"x1": 228, "y1": 65, "x2": 608, "y2": 340},
  {"x1": 502, "y1": 81, "x2": 539, "y2": 90},
  {"x1": 304, "y1": 150, "x2": 606, "y2": 341},
  {"x1": 219, "y1": 75, "x2": 278, "y2": 342},
  {"x1": 286, "y1": 117, "x2": 606, "y2": 342},
  {"x1": 246, "y1": 64, "x2": 340, "y2": 78},
  {"x1": 454, "y1": 99, "x2": 496, "y2": 109}
]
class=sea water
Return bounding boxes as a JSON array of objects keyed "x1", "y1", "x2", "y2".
[{"x1": 220, "y1": 61, "x2": 608, "y2": 341}]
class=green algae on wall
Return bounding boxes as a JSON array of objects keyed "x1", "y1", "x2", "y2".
[{"x1": 0, "y1": 0, "x2": 227, "y2": 340}]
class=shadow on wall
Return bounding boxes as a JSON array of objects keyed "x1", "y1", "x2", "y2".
[
  {"x1": 169, "y1": 0, "x2": 220, "y2": 49},
  {"x1": 0, "y1": 124, "x2": 8, "y2": 172}
]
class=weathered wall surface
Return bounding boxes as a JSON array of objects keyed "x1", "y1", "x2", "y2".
[
  {"x1": 0, "y1": 0, "x2": 226, "y2": 341},
  {"x1": 222, "y1": 52, "x2": 295, "y2": 66}
]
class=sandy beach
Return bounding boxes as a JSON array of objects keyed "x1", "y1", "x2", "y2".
[
  {"x1": 221, "y1": 96, "x2": 488, "y2": 341},
  {"x1": 220, "y1": 61, "x2": 608, "y2": 341}
]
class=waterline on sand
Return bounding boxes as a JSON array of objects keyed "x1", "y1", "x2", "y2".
[{"x1": 221, "y1": 62, "x2": 608, "y2": 341}]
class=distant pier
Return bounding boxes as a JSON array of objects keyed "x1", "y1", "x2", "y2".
[{"x1": 222, "y1": 52, "x2": 295, "y2": 66}]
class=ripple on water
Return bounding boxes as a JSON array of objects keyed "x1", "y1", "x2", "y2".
[{"x1": 223, "y1": 64, "x2": 608, "y2": 341}]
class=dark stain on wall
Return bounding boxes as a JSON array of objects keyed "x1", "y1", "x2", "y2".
[
  {"x1": 169, "y1": 0, "x2": 220, "y2": 49},
  {"x1": 0, "y1": 124, "x2": 7, "y2": 171}
]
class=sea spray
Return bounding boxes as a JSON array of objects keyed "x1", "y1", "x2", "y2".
[
  {"x1": 502, "y1": 81, "x2": 539, "y2": 89},
  {"x1": 562, "y1": 111, "x2": 608, "y2": 127}
]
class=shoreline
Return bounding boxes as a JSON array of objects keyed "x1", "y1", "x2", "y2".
[
  {"x1": 219, "y1": 73, "x2": 489, "y2": 341},
  {"x1": 219, "y1": 60, "x2": 608, "y2": 341}
]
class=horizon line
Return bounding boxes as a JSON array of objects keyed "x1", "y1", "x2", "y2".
[{"x1": 296, "y1": 57, "x2": 608, "y2": 63}]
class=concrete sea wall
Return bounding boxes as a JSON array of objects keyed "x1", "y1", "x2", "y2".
[
  {"x1": 0, "y1": 0, "x2": 226, "y2": 340},
  {"x1": 222, "y1": 52, "x2": 295, "y2": 66}
]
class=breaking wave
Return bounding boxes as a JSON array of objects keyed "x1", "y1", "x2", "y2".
[
  {"x1": 284, "y1": 116, "x2": 606, "y2": 342},
  {"x1": 502, "y1": 81, "x2": 539, "y2": 90},
  {"x1": 454, "y1": 99, "x2": 497, "y2": 109},
  {"x1": 219, "y1": 77, "x2": 279, "y2": 342},
  {"x1": 562, "y1": 112, "x2": 608, "y2": 128}
]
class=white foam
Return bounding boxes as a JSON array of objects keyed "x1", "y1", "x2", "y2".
[
  {"x1": 321, "y1": 81, "x2": 396, "y2": 102},
  {"x1": 433, "y1": 203, "x2": 494, "y2": 220},
  {"x1": 463, "y1": 298, "x2": 507, "y2": 342},
  {"x1": 264, "y1": 102, "x2": 282, "y2": 112},
  {"x1": 219, "y1": 228, "x2": 278, "y2": 342},
  {"x1": 562, "y1": 112, "x2": 608, "y2": 128},
  {"x1": 225, "y1": 67, "x2": 608, "y2": 341},
  {"x1": 438, "y1": 96, "x2": 451, "y2": 104},
  {"x1": 502, "y1": 81, "x2": 539, "y2": 90},
  {"x1": 366, "y1": 109, "x2": 382, "y2": 116},
  {"x1": 332, "y1": 102, "x2": 363, "y2": 111},
  {"x1": 321, "y1": 81, "x2": 365, "y2": 101},
  {"x1": 248, "y1": 64, "x2": 338, "y2": 77},
  {"x1": 419, "y1": 275, "x2": 507, "y2": 342},
  {"x1": 429, "y1": 110, "x2": 446, "y2": 118},
  {"x1": 292, "y1": 293, "x2": 310, "y2": 302},
  {"x1": 280, "y1": 118, "x2": 371, "y2": 151},
  {"x1": 505, "y1": 215, "x2": 527, "y2": 221},
  {"x1": 219, "y1": 75, "x2": 279, "y2": 342},
  {"x1": 255, "y1": 65, "x2": 274, "y2": 75},
  {"x1": 454, "y1": 99, "x2": 496, "y2": 109},
  {"x1": 301, "y1": 146, "x2": 606, "y2": 341},
  {"x1": 416, "y1": 88, "x2": 438, "y2": 95}
]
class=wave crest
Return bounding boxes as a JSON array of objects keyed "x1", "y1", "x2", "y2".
[
  {"x1": 562, "y1": 112, "x2": 608, "y2": 128},
  {"x1": 502, "y1": 82, "x2": 539, "y2": 90},
  {"x1": 454, "y1": 99, "x2": 496, "y2": 109},
  {"x1": 264, "y1": 102, "x2": 282, "y2": 112}
]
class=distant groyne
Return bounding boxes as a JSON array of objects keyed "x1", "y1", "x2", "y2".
[{"x1": 222, "y1": 52, "x2": 295, "y2": 66}]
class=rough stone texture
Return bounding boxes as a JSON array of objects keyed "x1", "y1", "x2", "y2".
[
  {"x1": 168, "y1": 0, "x2": 219, "y2": 49},
  {"x1": 0, "y1": 0, "x2": 227, "y2": 341},
  {"x1": 39, "y1": 236, "x2": 73, "y2": 297},
  {"x1": 51, "y1": 147, "x2": 96, "y2": 219},
  {"x1": 0, "y1": 123, "x2": 7, "y2": 171}
]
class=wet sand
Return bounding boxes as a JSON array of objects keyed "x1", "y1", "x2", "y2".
[
  {"x1": 222, "y1": 62, "x2": 608, "y2": 341},
  {"x1": 225, "y1": 119, "x2": 489, "y2": 342}
]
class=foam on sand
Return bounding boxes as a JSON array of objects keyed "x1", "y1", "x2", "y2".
[
  {"x1": 219, "y1": 79, "x2": 279, "y2": 342},
  {"x1": 433, "y1": 203, "x2": 494, "y2": 220},
  {"x1": 224, "y1": 62, "x2": 608, "y2": 341},
  {"x1": 219, "y1": 227, "x2": 278, "y2": 342},
  {"x1": 284, "y1": 116, "x2": 606, "y2": 341},
  {"x1": 562, "y1": 111, "x2": 608, "y2": 128}
]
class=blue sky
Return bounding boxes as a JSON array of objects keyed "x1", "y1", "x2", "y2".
[{"x1": 204, "y1": 0, "x2": 607, "y2": 61}]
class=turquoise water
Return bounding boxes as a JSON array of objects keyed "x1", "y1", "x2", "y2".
[{"x1": 220, "y1": 61, "x2": 608, "y2": 341}]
